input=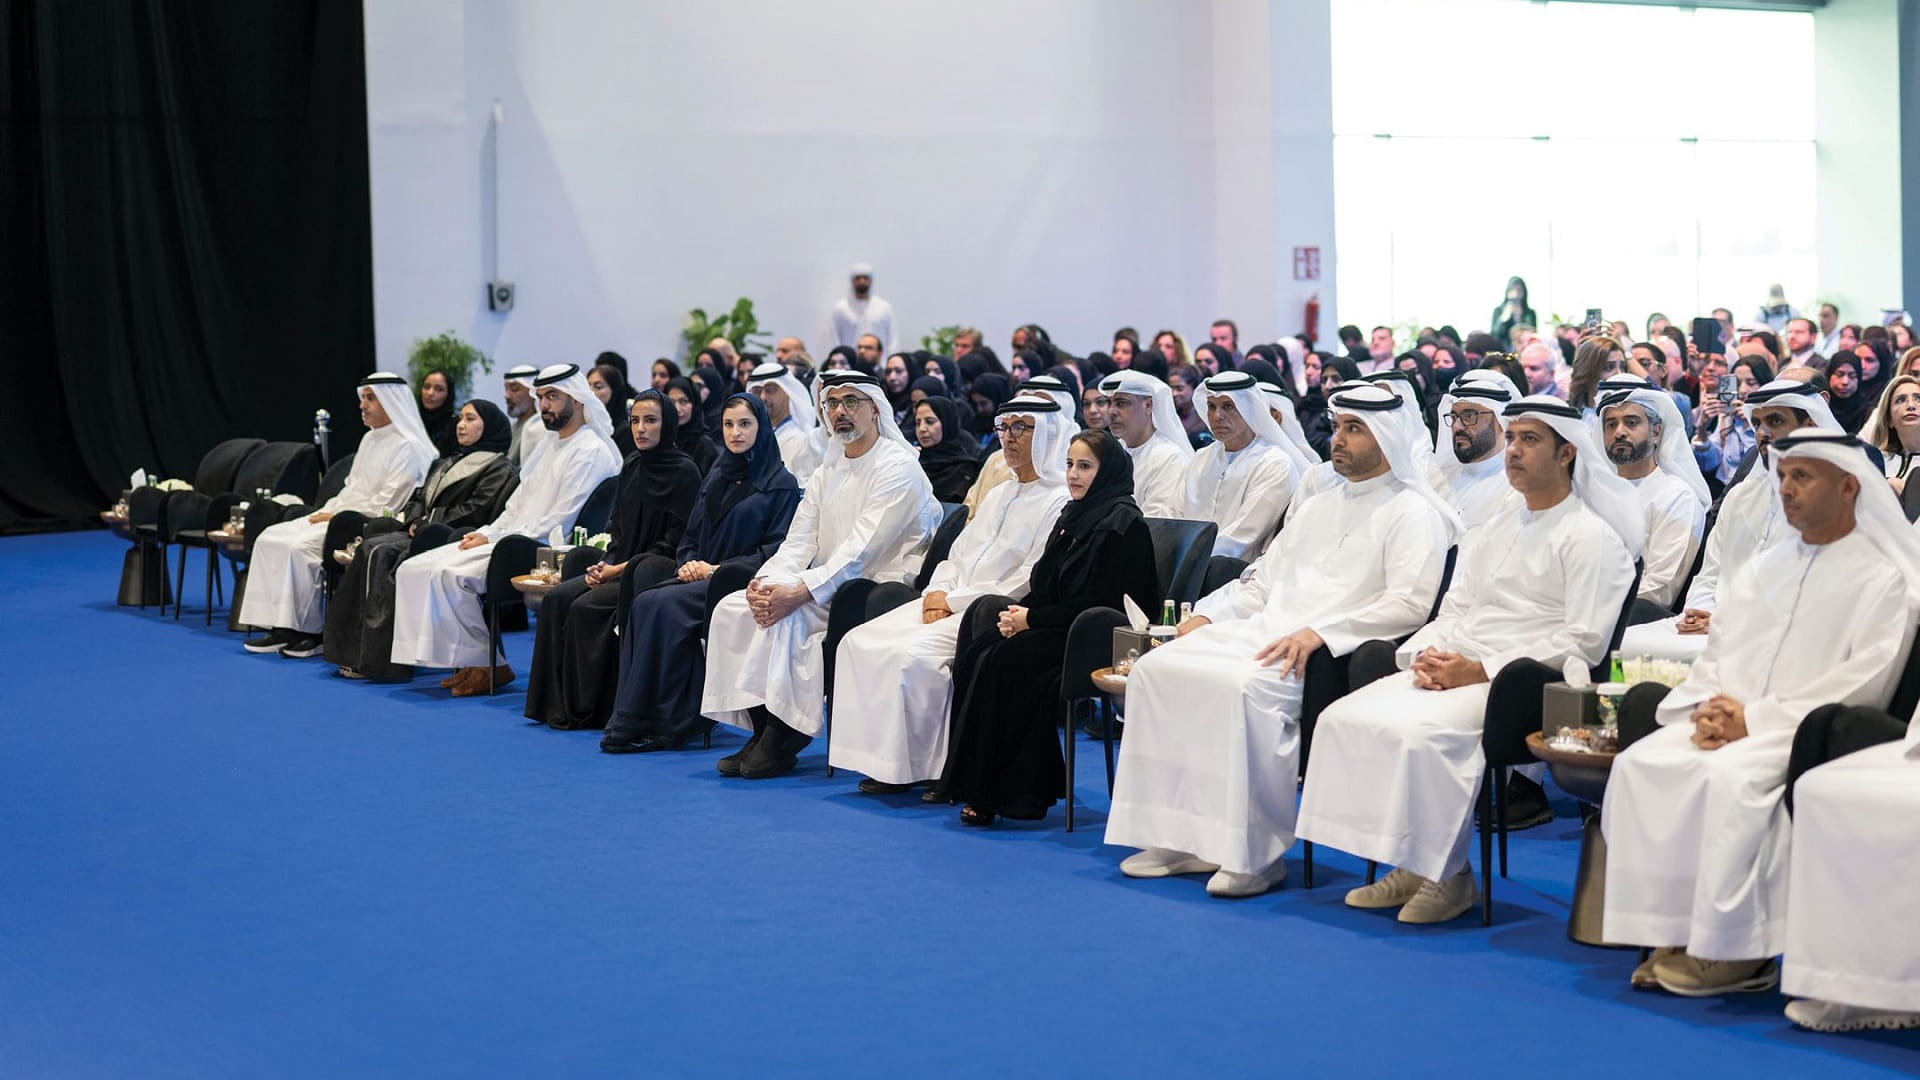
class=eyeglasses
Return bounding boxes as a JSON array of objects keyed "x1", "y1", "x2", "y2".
[
  {"x1": 821, "y1": 396, "x2": 871, "y2": 414},
  {"x1": 993, "y1": 421, "x2": 1036, "y2": 439},
  {"x1": 1442, "y1": 410, "x2": 1493, "y2": 429}
]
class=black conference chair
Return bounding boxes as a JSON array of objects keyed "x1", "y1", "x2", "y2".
[
  {"x1": 1902, "y1": 475, "x2": 1920, "y2": 523},
  {"x1": 1783, "y1": 623, "x2": 1920, "y2": 814},
  {"x1": 1056, "y1": 517, "x2": 1217, "y2": 831},
  {"x1": 124, "y1": 486, "x2": 176, "y2": 610},
  {"x1": 1200, "y1": 555, "x2": 1249, "y2": 597},
  {"x1": 142, "y1": 438, "x2": 263, "y2": 619},
  {"x1": 475, "y1": 474, "x2": 621, "y2": 694}
]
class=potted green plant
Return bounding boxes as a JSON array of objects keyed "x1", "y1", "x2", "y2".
[
  {"x1": 408, "y1": 331, "x2": 492, "y2": 396},
  {"x1": 919, "y1": 325, "x2": 965, "y2": 355},
  {"x1": 681, "y1": 298, "x2": 773, "y2": 361}
]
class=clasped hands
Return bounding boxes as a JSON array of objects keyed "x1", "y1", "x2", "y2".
[
  {"x1": 1689, "y1": 694, "x2": 1748, "y2": 750},
  {"x1": 1675, "y1": 608, "x2": 1711, "y2": 635},
  {"x1": 584, "y1": 560, "x2": 628, "y2": 588},
  {"x1": 1410, "y1": 647, "x2": 1487, "y2": 691},
  {"x1": 996, "y1": 605, "x2": 1030, "y2": 638},
  {"x1": 921, "y1": 590, "x2": 953, "y2": 625},
  {"x1": 676, "y1": 560, "x2": 715, "y2": 583},
  {"x1": 747, "y1": 578, "x2": 812, "y2": 628}
]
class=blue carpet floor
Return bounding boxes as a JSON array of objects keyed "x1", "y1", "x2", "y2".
[{"x1": 3, "y1": 530, "x2": 1917, "y2": 1078}]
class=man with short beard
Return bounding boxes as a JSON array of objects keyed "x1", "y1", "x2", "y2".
[
  {"x1": 389, "y1": 364, "x2": 621, "y2": 693},
  {"x1": 854, "y1": 333, "x2": 883, "y2": 369},
  {"x1": 702, "y1": 371, "x2": 942, "y2": 779},
  {"x1": 829, "y1": 262, "x2": 894, "y2": 352},
  {"x1": 1596, "y1": 379, "x2": 1709, "y2": 614},
  {"x1": 1429, "y1": 369, "x2": 1520, "y2": 530}
]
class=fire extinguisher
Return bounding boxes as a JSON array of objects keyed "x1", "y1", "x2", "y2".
[{"x1": 1303, "y1": 293, "x2": 1320, "y2": 344}]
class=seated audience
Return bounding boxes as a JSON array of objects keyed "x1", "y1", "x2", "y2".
[
  {"x1": 830, "y1": 397, "x2": 1074, "y2": 792},
  {"x1": 240, "y1": 372, "x2": 437, "y2": 657},
  {"x1": 1182, "y1": 371, "x2": 1296, "y2": 559},
  {"x1": 523, "y1": 390, "x2": 702, "y2": 729},
  {"x1": 1429, "y1": 369, "x2": 1521, "y2": 530},
  {"x1": 324, "y1": 400, "x2": 515, "y2": 680},
  {"x1": 1595, "y1": 378, "x2": 1710, "y2": 616},
  {"x1": 747, "y1": 361, "x2": 822, "y2": 480},
  {"x1": 389, "y1": 363, "x2": 622, "y2": 694},
  {"x1": 701, "y1": 371, "x2": 941, "y2": 779},
  {"x1": 912, "y1": 396, "x2": 981, "y2": 504},
  {"x1": 939, "y1": 430, "x2": 1159, "y2": 826},
  {"x1": 1098, "y1": 370, "x2": 1194, "y2": 517},
  {"x1": 662, "y1": 376, "x2": 720, "y2": 475},
  {"x1": 1105, "y1": 384, "x2": 1457, "y2": 897},
  {"x1": 1603, "y1": 432, "x2": 1920, "y2": 996},
  {"x1": 1295, "y1": 397, "x2": 1640, "y2": 923}
]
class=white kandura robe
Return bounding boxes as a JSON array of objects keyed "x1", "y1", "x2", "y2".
[
  {"x1": 1182, "y1": 440, "x2": 1295, "y2": 560},
  {"x1": 389, "y1": 427, "x2": 620, "y2": 669},
  {"x1": 1618, "y1": 468, "x2": 1785, "y2": 662},
  {"x1": 1296, "y1": 495, "x2": 1635, "y2": 881},
  {"x1": 828, "y1": 476, "x2": 1068, "y2": 783},
  {"x1": 775, "y1": 419, "x2": 823, "y2": 485},
  {"x1": 1627, "y1": 469, "x2": 1706, "y2": 609},
  {"x1": 238, "y1": 425, "x2": 433, "y2": 633},
  {"x1": 1126, "y1": 436, "x2": 1189, "y2": 519},
  {"x1": 1784, "y1": 741, "x2": 1920, "y2": 1011},
  {"x1": 702, "y1": 437, "x2": 936, "y2": 737},
  {"x1": 1105, "y1": 473, "x2": 1450, "y2": 874},
  {"x1": 1601, "y1": 532, "x2": 1915, "y2": 959},
  {"x1": 829, "y1": 293, "x2": 895, "y2": 351},
  {"x1": 1430, "y1": 455, "x2": 1515, "y2": 532}
]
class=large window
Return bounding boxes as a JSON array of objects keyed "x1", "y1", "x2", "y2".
[{"x1": 1331, "y1": 0, "x2": 1816, "y2": 337}]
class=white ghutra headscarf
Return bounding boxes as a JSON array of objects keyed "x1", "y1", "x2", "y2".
[{"x1": 1504, "y1": 394, "x2": 1646, "y2": 558}]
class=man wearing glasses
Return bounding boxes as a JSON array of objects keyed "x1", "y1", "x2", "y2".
[
  {"x1": 831, "y1": 395, "x2": 1075, "y2": 795},
  {"x1": 701, "y1": 370, "x2": 943, "y2": 779},
  {"x1": 1429, "y1": 370, "x2": 1521, "y2": 530}
]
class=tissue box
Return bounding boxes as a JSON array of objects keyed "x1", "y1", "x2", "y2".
[
  {"x1": 1111, "y1": 626, "x2": 1177, "y2": 667},
  {"x1": 1542, "y1": 682, "x2": 1598, "y2": 740}
]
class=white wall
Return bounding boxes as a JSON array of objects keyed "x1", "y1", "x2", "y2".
[
  {"x1": 1815, "y1": 0, "x2": 1905, "y2": 322},
  {"x1": 364, "y1": 0, "x2": 1335, "y2": 383}
]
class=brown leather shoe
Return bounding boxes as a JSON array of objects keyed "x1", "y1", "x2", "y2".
[
  {"x1": 450, "y1": 665, "x2": 515, "y2": 697},
  {"x1": 439, "y1": 670, "x2": 463, "y2": 689}
]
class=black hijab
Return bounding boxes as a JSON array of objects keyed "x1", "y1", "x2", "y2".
[
  {"x1": 704, "y1": 392, "x2": 800, "y2": 525},
  {"x1": 825, "y1": 345, "x2": 861, "y2": 373},
  {"x1": 418, "y1": 369, "x2": 459, "y2": 455},
  {"x1": 1827, "y1": 353, "x2": 1872, "y2": 433},
  {"x1": 1032, "y1": 430, "x2": 1143, "y2": 602},
  {"x1": 957, "y1": 353, "x2": 989, "y2": 386},
  {"x1": 607, "y1": 390, "x2": 701, "y2": 563},
  {"x1": 924, "y1": 354, "x2": 964, "y2": 395},
  {"x1": 452, "y1": 399, "x2": 512, "y2": 459},
  {"x1": 1192, "y1": 342, "x2": 1234, "y2": 374},
  {"x1": 910, "y1": 376, "x2": 948, "y2": 401},
  {"x1": 967, "y1": 373, "x2": 1015, "y2": 436},
  {"x1": 914, "y1": 397, "x2": 980, "y2": 501},
  {"x1": 1320, "y1": 355, "x2": 1364, "y2": 395},
  {"x1": 663, "y1": 376, "x2": 715, "y2": 453},
  {"x1": 1130, "y1": 347, "x2": 1171, "y2": 383},
  {"x1": 1241, "y1": 347, "x2": 1296, "y2": 397},
  {"x1": 595, "y1": 350, "x2": 632, "y2": 385},
  {"x1": 1855, "y1": 340, "x2": 1895, "y2": 407},
  {"x1": 692, "y1": 364, "x2": 730, "y2": 430}
]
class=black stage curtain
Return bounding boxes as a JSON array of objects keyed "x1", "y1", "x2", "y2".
[{"x1": 0, "y1": 2, "x2": 374, "y2": 533}]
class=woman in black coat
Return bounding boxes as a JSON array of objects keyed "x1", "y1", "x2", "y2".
[
  {"x1": 325, "y1": 400, "x2": 516, "y2": 680},
  {"x1": 939, "y1": 429, "x2": 1160, "y2": 826},
  {"x1": 524, "y1": 390, "x2": 703, "y2": 730},
  {"x1": 599, "y1": 392, "x2": 803, "y2": 753}
]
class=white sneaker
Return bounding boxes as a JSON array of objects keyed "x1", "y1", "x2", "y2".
[
  {"x1": 1205, "y1": 860, "x2": 1287, "y2": 898},
  {"x1": 1119, "y1": 847, "x2": 1220, "y2": 879},
  {"x1": 1344, "y1": 867, "x2": 1424, "y2": 909},
  {"x1": 1397, "y1": 867, "x2": 1478, "y2": 924},
  {"x1": 1785, "y1": 998, "x2": 1920, "y2": 1033}
]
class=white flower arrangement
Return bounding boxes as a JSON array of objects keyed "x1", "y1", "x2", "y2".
[
  {"x1": 585, "y1": 532, "x2": 612, "y2": 551},
  {"x1": 154, "y1": 478, "x2": 194, "y2": 492}
]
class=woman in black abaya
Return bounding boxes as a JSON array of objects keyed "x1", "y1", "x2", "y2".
[
  {"x1": 939, "y1": 429, "x2": 1159, "y2": 826},
  {"x1": 523, "y1": 391, "x2": 702, "y2": 730},
  {"x1": 663, "y1": 375, "x2": 720, "y2": 475},
  {"x1": 599, "y1": 393, "x2": 803, "y2": 753},
  {"x1": 912, "y1": 396, "x2": 981, "y2": 504},
  {"x1": 417, "y1": 369, "x2": 459, "y2": 456}
]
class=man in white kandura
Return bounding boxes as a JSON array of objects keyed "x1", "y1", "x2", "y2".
[
  {"x1": 1288, "y1": 369, "x2": 1436, "y2": 514},
  {"x1": 829, "y1": 396, "x2": 1074, "y2": 792},
  {"x1": 703, "y1": 370, "x2": 941, "y2": 780},
  {"x1": 1106, "y1": 383, "x2": 1458, "y2": 898},
  {"x1": 1182, "y1": 371, "x2": 1297, "y2": 560},
  {"x1": 1617, "y1": 379, "x2": 1839, "y2": 662},
  {"x1": 1098, "y1": 370, "x2": 1193, "y2": 518},
  {"x1": 240, "y1": 372, "x2": 436, "y2": 658},
  {"x1": 1295, "y1": 396, "x2": 1640, "y2": 924},
  {"x1": 1594, "y1": 376, "x2": 1709, "y2": 617},
  {"x1": 389, "y1": 363, "x2": 621, "y2": 693},
  {"x1": 748, "y1": 361, "x2": 822, "y2": 481},
  {"x1": 829, "y1": 262, "x2": 895, "y2": 353},
  {"x1": 1783, "y1": 716, "x2": 1920, "y2": 1033},
  {"x1": 1603, "y1": 432, "x2": 1920, "y2": 997},
  {"x1": 502, "y1": 363, "x2": 545, "y2": 469},
  {"x1": 1429, "y1": 369, "x2": 1521, "y2": 530}
]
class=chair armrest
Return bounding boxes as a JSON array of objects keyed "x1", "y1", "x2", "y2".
[{"x1": 483, "y1": 535, "x2": 542, "y2": 601}]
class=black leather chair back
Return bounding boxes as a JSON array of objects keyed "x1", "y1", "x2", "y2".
[
  {"x1": 313, "y1": 453, "x2": 356, "y2": 506},
  {"x1": 573, "y1": 476, "x2": 621, "y2": 536},
  {"x1": 911, "y1": 503, "x2": 971, "y2": 591},
  {"x1": 230, "y1": 442, "x2": 317, "y2": 502},
  {"x1": 1903, "y1": 473, "x2": 1920, "y2": 523},
  {"x1": 1591, "y1": 560, "x2": 1646, "y2": 683},
  {"x1": 192, "y1": 438, "x2": 265, "y2": 494},
  {"x1": 1200, "y1": 555, "x2": 1249, "y2": 597},
  {"x1": 1146, "y1": 517, "x2": 1217, "y2": 609}
]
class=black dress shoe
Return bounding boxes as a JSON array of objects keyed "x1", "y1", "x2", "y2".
[
  {"x1": 1478, "y1": 772, "x2": 1554, "y2": 830},
  {"x1": 716, "y1": 728, "x2": 765, "y2": 776},
  {"x1": 600, "y1": 729, "x2": 652, "y2": 754},
  {"x1": 857, "y1": 778, "x2": 917, "y2": 795},
  {"x1": 920, "y1": 785, "x2": 953, "y2": 804},
  {"x1": 739, "y1": 716, "x2": 811, "y2": 780},
  {"x1": 1082, "y1": 712, "x2": 1124, "y2": 740}
]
